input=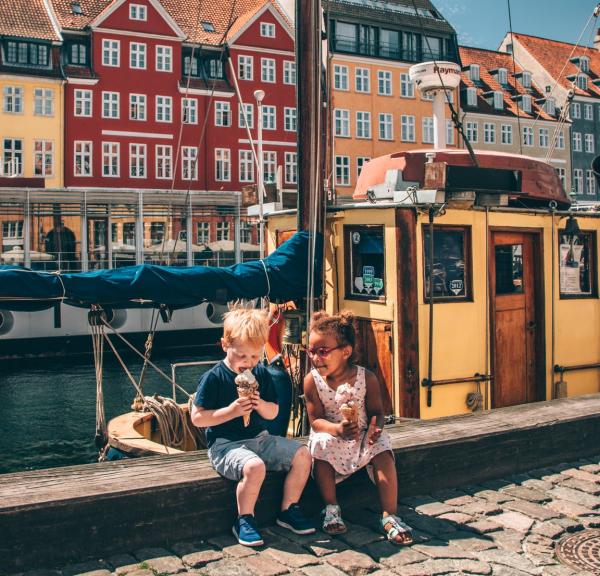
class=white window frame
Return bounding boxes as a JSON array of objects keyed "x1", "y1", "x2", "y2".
[
  {"x1": 3, "y1": 86, "x2": 24, "y2": 114},
  {"x1": 155, "y1": 45, "x2": 172, "y2": 72},
  {"x1": 521, "y1": 71, "x2": 532, "y2": 88},
  {"x1": 284, "y1": 107, "x2": 296, "y2": 132},
  {"x1": 284, "y1": 151, "x2": 297, "y2": 184},
  {"x1": 130, "y1": 42, "x2": 146, "y2": 70},
  {"x1": 215, "y1": 101, "x2": 231, "y2": 127},
  {"x1": 238, "y1": 55, "x2": 253, "y2": 81},
  {"x1": 74, "y1": 89, "x2": 92, "y2": 117},
  {"x1": 129, "y1": 93, "x2": 146, "y2": 121},
  {"x1": 333, "y1": 65, "x2": 349, "y2": 91},
  {"x1": 283, "y1": 61, "x2": 295, "y2": 85},
  {"x1": 520, "y1": 95, "x2": 532, "y2": 114},
  {"x1": 182, "y1": 97, "x2": 197, "y2": 124},
  {"x1": 129, "y1": 143, "x2": 146, "y2": 178},
  {"x1": 484, "y1": 122, "x2": 495, "y2": 144},
  {"x1": 556, "y1": 167, "x2": 566, "y2": 190},
  {"x1": 538, "y1": 128, "x2": 549, "y2": 148},
  {"x1": 263, "y1": 151, "x2": 277, "y2": 183},
  {"x1": 422, "y1": 117, "x2": 434, "y2": 144},
  {"x1": 129, "y1": 4, "x2": 147, "y2": 20},
  {"x1": 356, "y1": 111, "x2": 371, "y2": 139},
  {"x1": 102, "y1": 39, "x2": 120, "y2": 67},
  {"x1": 261, "y1": 58, "x2": 276, "y2": 83},
  {"x1": 216, "y1": 221, "x2": 231, "y2": 241},
  {"x1": 239, "y1": 103, "x2": 254, "y2": 129},
  {"x1": 334, "y1": 108, "x2": 350, "y2": 137},
  {"x1": 586, "y1": 169, "x2": 596, "y2": 195},
  {"x1": 102, "y1": 141, "x2": 120, "y2": 177},
  {"x1": 196, "y1": 221, "x2": 210, "y2": 245},
  {"x1": 356, "y1": 67, "x2": 370, "y2": 93},
  {"x1": 2, "y1": 138, "x2": 23, "y2": 176},
  {"x1": 357, "y1": 156, "x2": 370, "y2": 178},
  {"x1": 182, "y1": 146, "x2": 198, "y2": 180},
  {"x1": 401, "y1": 115, "x2": 415, "y2": 142},
  {"x1": 577, "y1": 74, "x2": 588, "y2": 91},
  {"x1": 262, "y1": 105, "x2": 276, "y2": 130},
  {"x1": 545, "y1": 97, "x2": 556, "y2": 116},
  {"x1": 580, "y1": 56, "x2": 590, "y2": 73},
  {"x1": 522, "y1": 125, "x2": 534, "y2": 147},
  {"x1": 215, "y1": 148, "x2": 231, "y2": 182},
  {"x1": 239, "y1": 150, "x2": 254, "y2": 183},
  {"x1": 466, "y1": 87, "x2": 477, "y2": 107},
  {"x1": 33, "y1": 88, "x2": 54, "y2": 116},
  {"x1": 102, "y1": 91, "x2": 119, "y2": 119},
  {"x1": 377, "y1": 70, "x2": 392, "y2": 96},
  {"x1": 155, "y1": 95, "x2": 172, "y2": 123},
  {"x1": 335, "y1": 155, "x2": 350, "y2": 186},
  {"x1": 400, "y1": 73, "x2": 414, "y2": 98},
  {"x1": 466, "y1": 121, "x2": 478, "y2": 143},
  {"x1": 573, "y1": 168, "x2": 583, "y2": 194},
  {"x1": 493, "y1": 91, "x2": 503, "y2": 110},
  {"x1": 584, "y1": 104, "x2": 594, "y2": 120},
  {"x1": 155, "y1": 144, "x2": 172, "y2": 180},
  {"x1": 33, "y1": 139, "x2": 54, "y2": 177},
  {"x1": 585, "y1": 133, "x2": 595, "y2": 153},
  {"x1": 501, "y1": 124, "x2": 512, "y2": 145},
  {"x1": 446, "y1": 120, "x2": 454, "y2": 146},
  {"x1": 260, "y1": 22, "x2": 275, "y2": 38},
  {"x1": 573, "y1": 132, "x2": 582, "y2": 152},
  {"x1": 497, "y1": 68, "x2": 508, "y2": 85},
  {"x1": 571, "y1": 102, "x2": 581, "y2": 119},
  {"x1": 556, "y1": 130, "x2": 565, "y2": 149},
  {"x1": 469, "y1": 64, "x2": 480, "y2": 81},
  {"x1": 74, "y1": 140, "x2": 92, "y2": 177}
]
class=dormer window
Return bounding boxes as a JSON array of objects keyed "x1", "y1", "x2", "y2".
[
  {"x1": 466, "y1": 87, "x2": 477, "y2": 106},
  {"x1": 129, "y1": 4, "x2": 147, "y2": 21},
  {"x1": 544, "y1": 97, "x2": 556, "y2": 115},
  {"x1": 70, "y1": 1, "x2": 83, "y2": 15},
  {"x1": 520, "y1": 94, "x2": 532, "y2": 113},
  {"x1": 497, "y1": 68, "x2": 508, "y2": 85},
  {"x1": 469, "y1": 64, "x2": 480, "y2": 82},
  {"x1": 580, "y1": 56, "x2": 590, "y2": 73},
  {"x1": 260, "y1": 22, "x2": 276, "y2": 38},
  {"x1": 493, "y1": 91, "x2": 503, "y2": 110},
  {"x1": 201, "y1": 21, "x2": 215, "y2": 32},
  {"x1": 577, "y1": 74, "x2": 588, "y2": 91},
  {"x1": 521, "y1": 71, "x2": 532, "y2": 89}
]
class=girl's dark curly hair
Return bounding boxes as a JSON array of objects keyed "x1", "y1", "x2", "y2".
[{"x1": 309, "y1": 310, "x2": 356, "y2": 348}]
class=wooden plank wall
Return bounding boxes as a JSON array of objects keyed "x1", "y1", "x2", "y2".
[{"x1": 2, "y1": 394, "x2": 600, "y2": 572}]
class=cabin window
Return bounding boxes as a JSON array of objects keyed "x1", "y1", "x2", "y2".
[
  {"x1": 345, "y1": 225, "x2": 386, "y2": 301},
  {"x1": 559, "y1": 230, "x2": 597, "y2": 298},
  {"x1": 423, "y1": 226, "x2": 471, "y2": 302},
  {"x1": 495, "y1": 245, "x2": 524, "y2": 295}
]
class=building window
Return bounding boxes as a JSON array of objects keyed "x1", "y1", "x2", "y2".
[
  {"x1": 585, "y1": 133, "x2": 595, "y2": 153},
  {"x1": 545, "y1": 97, "x2": 556, "y2": 115},
  {"x1": 5, "y1": 40, "x2": 49, "y2": 67},
  {"x1": 214, "y1": 102, "x2": 231, "y2": 127},
  {"x1": 580, "y1": 56, "x2": 590, "y2": 73},
  {"x1": 102, "y1": 142, "x2": 119, "y2": 177},
  {"x1": 155, "y1": 145, "x2": 172, "y2": 179},
  {"x1": 401, "y1": 115, "x2": 415, "y2": 142},
  {"x1": 484, "y1": 122, "x2": 495, "y2": 144},
  {"x1": 33, "y1": 88, "x2": 54, "y2": 116},
  {"x1": 238, "y1": 55, "x2": 253, "y2": 80},
  {"x1": 469, "y1": 64, "x2": 480, "y2": 82},
  {"x1": 493, "y1": 91, "x2": 503, "y2": 110},
  {"x1": 263, "y1": 151, "x2": 276, "y2": 183},
  {"x1": 284, "y1": 107, "x2": 296, "y2": 132},
  {"x1": 183, "y1": 55, "x2": 198, "y2": 76},
  {"x1": 130, "y1": 94, "x2": 146, "y2": 120},
  {"x1": 33, "y1": 140, "x2": 53, "y2": 176},
  {"x1": 559, "y1": 229, "x2": 596, "y2": 298},
  {"x1": 182, "y1": 98, "x2": 197, "y2": 124},
  {"x1": 207, "y1": 58, "x2": 223, "y2": 79},
  {"x1": 423, "y1": 225, "x2": 471, "y2": 301},
  {"x1": 377, "y1": 70, "x2": 392, "y2": 95},
  {"x1": 74, "y1": 89, "x2": 92, "y2": 117},
  {"x1": 466, "y1": 87, "x2": 477, "y2": 107},
  {"x1": 334, "y1": 109, "x2": 350, "y2": 137},
  {"x1": 573, "y1": 132, "x2": 582, "y2": 152},
  {"x1": 2, "y1": 220, "x2": 24, "y2": 242},
  {"x1": 587, "y1": 170, "x2": 596, "y2": 196},
  {"x1": 74, "y1": 141, "x2": 92, "y2": 176},
  {"x1": 240, "y1": 221, "x2": 252, "y2": 244},
  {"x1": 262, "y1": 105, "x2": 276, "y2": 130},
  {"x1": 345, "y1": 225, "x2": 386, "y2": 300},
  {"x1": 260, "y1": 22, "x2": 275, "y2": 37},
  {"x1": 155, "y1": 96, "x2": 172, "y2": 122},
  {"x1": 521, "y1": 71, "x2": 532, "y2": 88},
  {"x1": 129, "y1": 143, "x2": 146, "y2": 178},
  {"x1": 422, "y1": 117, "x2": 434, "y2": 144},
  {"x1": 356, "y1": 111, "x2": 371, "y2": 139},
  {"x1": 556, "y1": 167, "x2": 566, "y2": 190},
  {"x1": 466, "y1": 121, "x2": 478, "y2": 143},
  {"x1": 584, "y1": 103, "x2": 593, "y2": 120},
  {"x1": 283, "y1": 61, "x2": 295, "y2": 85},
  {"x1": 539, "y1": 128, "x2": 549, "y2": 148},
  {"x1": 571, "y1": 102, "x2": 581, "y2": 119},
  {"x1": 156, "y1": 46, "x2": 172, "y2": 72},
  {"x1": 497, "y1": 68, "x2": 508, "y2": 85},
  {"x1": 182, "y1": 146, "x2": 198, "y2": 180},
  {"x1": 102, "y1": 91, "x2": 119, "y2": 119},
  {"x1": 522, "y1": 126, "x2": 533, "y2": 146},
  {"x1": 573, "y1": 169, "x2": 583, "y2": 193},
  {"x1": 284, "y1": 151, "x2": 297, "y2": 184},
  {"x1": 197, "y1": 222, "x2": 210, "y2": 245},
  {"x1": 356, "y1": 68, "x2": 370, "y2": 93},
  {"x1": 2, "y1": 139, "x2": 23, "y2": 176},
  {"x1": 129, "y1": 4, "x2": 147, "y2": 20},
  {"x1": 261, "y1": 58, "x2": 275, "y2": 82},
  {"x1": 577, "y1": 74, "x2": 588, "y2": 91},
  {"x1": 379, "y1": 113, "x2": 393, "y2": 140},
  {"x1": 333, "y1": 65, "x2": 349, "y2": 90},
  {"x1": 215, "y1": 148, "x2": 231, "y2": 181},
  {"x1": 3, "y1": 86, "x2": 24, "y2": 113},
  {"x1": 556, "y1": 130, "x2": 565, "y2": 149},
  {"x1": 400, "y1": 73, "x2": 414, "y2": 98},
  {"x1": 446, "y1": 120, "x2": 454, "y2": 146},
  {"x1": 335, "y1": 155, "x2": 350, "y2": 186},
  {"x1": 239, "y1": 103, "x2": 254, "y2": 129},
  {"x1": 357, "y1": 156, "x2": 370, "y2": 177},
  {"x1": 102, "y1": 39, "x2": 119, "y2": 66},
  {"x1": 239, "y1": 150, "x2": 254, "y2": 182},
  {"x1": 216, "y1": 221, "x2": 231, "y2": 241},
  {"x1": 520, "y1": 95, "x2": 532, "y2": 113},
  {"x1": 501, "y1": 124, "x2": 512, "y2": 145},
  {"x1": 130, "y1": 42, "x2": 146, "y2": 69}
]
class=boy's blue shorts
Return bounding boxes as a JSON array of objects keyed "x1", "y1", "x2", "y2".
[{"x1": 208, "y1": 431, "x2": 302, "y2": 481}]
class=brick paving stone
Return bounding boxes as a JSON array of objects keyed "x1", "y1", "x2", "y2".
[
  {"x1": 324, "y1": 550, "x2": 379, "y2": 576},
  {"x1": 115, "y1": 563, "x2": 148, "y2": 575},
  {"x1": 520, "y1": 479, "x2": 555, "y2": 492},
  {"x1": 561, "y1": 468, "x2": 600, "y2": 484},
  {"x1": 487, "y1": 531, "x2": 525, "y2": 554},
  {"x1": 448, "y1": 531, "x2": 497, "y2": 552},
  {"x1": 489, "y1": 566, "x2": 533, "y2": 576},
  {"x1": 562, "y1": 477, "x2": 600, "y2": 495},
  {"x1": 121, "y1": 570, "x2": 154, "y2": 576},
  {"x1": 542, "y1": 565, "x2": 596, "y2": 576},
  {"x1": 582, "y1": 515, "x2": 600, "y2": 528},
  {"x1": 337, "y1": 522, "x2": 383, "y2": 548},
  {"x1": 466, "y1": 520, "x2": 504, "y2": 534},
  {"x1": 500, "y1": 487, "x2": 551, "y2": 504},
  {"x1": 460, "y1": 499, "x2": 503, "y2": 516},
  {"x1": 302, "y1": 536, "x2": 350, "y2": 557},
  {"x1": 551, "y1": 516, "x2": 584, "y2": 532},
  {"x1": 531, "y1": 521, "x2": 566, "y2": 539},
  {"x1": 61, "y1": 561, "x2": 112, "y2": 576},
  {"x1": 301, "y1": 564, "x2": 346, "y2": 576},
  {"x1": 170, "y1": 542, "x2": 224, "y2": 568},
  {"x1": 477, "y1": 550, "x2": 542, "y2": 575},
  {"x1": 398, "y1": 559, "x2": 492, "y2": 576},
  {"x1": 502, "y1": 500, "x2": 559, "y2": 521},
  {"x1": 368, "y1": 571, "x2": 396, "y2": 576},
  {"x1": 437, "y1": 512, "x2": 475, "y2": 525},
  {"x1": 207, "y1": 534, "x2": 258, "y2": 558},
  {"x1": 474, "y1": 490, "x2": 515, "y2": 505},
  {"x1": 540, "y1": 473, "x2": 567, "y2": 484},
  {"x1": 580, "y1": 463, "x2": 600, "y2": 474},
  {"x1": 445, "y1": 495, "x2": 478, "y2": 507},
  {"x1": 547, "y1": 498, "x2": 596, "y2": 518},
  {"x1": 201, "y1": 558, "x2": 254, "y2": 576},
  {"x1": 243, "y1": 555, "x2": 290, "y2": 576},
  {"x1": 131, "y1": 552, "x2": 185, "y2": 575},
  {"x1": 548, "y1": 486, "x2": 600, "y2": 509},
  {"x1": 414, "y1": 502, "x2": 455, "y2": 517},
  {"x1": 363, "y1": 540, "x2": 427, "y2": 567},
  {"x1": 413, "y1": 540, "x2": 475, "y2": 559},
  {"x1": 487, "y1": 512, "x2": 534, "y2": 533},
  {"x1": 262, "y1": 542, "x2": 320, "y2": 568}
]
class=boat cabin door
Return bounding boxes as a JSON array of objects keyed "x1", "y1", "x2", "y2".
[{"x1": 489, "y1": 230, "x2": 544, "y2": 408}]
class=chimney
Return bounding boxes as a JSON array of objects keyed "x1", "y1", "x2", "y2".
[{"x1": 595, "y1": 28, "x2": 600, "y2": 51}]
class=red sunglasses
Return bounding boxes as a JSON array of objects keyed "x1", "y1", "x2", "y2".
[{"x1": 305, "y1": 345, "x2": 343, "y2": 358}]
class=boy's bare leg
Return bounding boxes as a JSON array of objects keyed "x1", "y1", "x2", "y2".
[
  {"x1": 371, "y1": 450, "x2": 397, "y2": 517},
  {"x1": 313, "y1": 458, "x2": 338, "y2": 505},
  {"x1": 281, "y1": 446, "x2": 312, "y2": 510},
  {"x1": 237, "y1": 458, "x2": 266, "y2": 516}
]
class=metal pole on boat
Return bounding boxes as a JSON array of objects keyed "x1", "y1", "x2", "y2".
[
  {"x1": 136, "y1": 191, "x2": 144, "y2": 265},
  {"x1": 254, "y1": 89, "x2": 265, "y2": 260},
  {"x1": 107, "y1": 204, "x2": 113, "y2": 269},
  {"x1": 186, "y1": 194, "x2": 193, "y2": 267},
  {"x1": 234, "y1": 193, "x2": 241, "y2": 264},
  {"x1": 24, "y1": 190, "x2": 31, "y2": 269},
  {"x1": 81, "y1": 190, "x2": 89, "y2": 272}
]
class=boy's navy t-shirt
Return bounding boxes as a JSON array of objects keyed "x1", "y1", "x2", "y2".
[{"x1": 194, "y1": 361, "x2": 277, "y2": 447}]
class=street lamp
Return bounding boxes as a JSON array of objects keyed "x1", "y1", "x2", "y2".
[{"x1": 254, "y1": 89, "x2": 265, "y2": 260}]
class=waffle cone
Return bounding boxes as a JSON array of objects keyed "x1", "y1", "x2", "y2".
[
  {"x1": 235, "y1": 369, "x2": 258, "y2": 427},
  {"x1": 340, "y1": 402, "x2": 358, "y2": 423}
]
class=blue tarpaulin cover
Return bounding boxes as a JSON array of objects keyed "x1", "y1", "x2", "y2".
[{"x1": 0, "y1": 231, "x2": 322, "y2": 311}]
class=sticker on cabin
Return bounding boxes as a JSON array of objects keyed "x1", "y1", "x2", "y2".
[
  {"x1": 352, "y1": 232, "x2": 361, "y2": 244},
  {"x1": 362, "y1": 265, "x2": 375, "y2": 276},
  {"x1": 449, "y1": 279, "x2": 464, "y2": 295},
  {"x1": 373, "y1": 277, "x2": 384, "y2": 295}
]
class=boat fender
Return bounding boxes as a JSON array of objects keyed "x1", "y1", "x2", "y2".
[
  {"x1": 104, "y1": 308, "x2": 127, "y2": 330},
  {"x1": 0, "y1": 309, "x2": 14, "y2": 335},
  {"x1": 206, "y1": 302, "x2": 228, "y2": 324},
  {"x1": 260, "y1": 354, "x2": 293, "y2": 437}
]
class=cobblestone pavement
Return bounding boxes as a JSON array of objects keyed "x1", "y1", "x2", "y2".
[{"x1": 15, "y1": 456, "x2": 600, "y2": 576}]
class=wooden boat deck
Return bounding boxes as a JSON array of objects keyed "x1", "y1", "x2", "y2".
[{"x1": 2, "y1": 393, "x2": 600, "y2": 571}]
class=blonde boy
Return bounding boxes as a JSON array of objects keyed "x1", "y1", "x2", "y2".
[{"x1": 191, "y1": 306, "x2": 314, "y2": 546}]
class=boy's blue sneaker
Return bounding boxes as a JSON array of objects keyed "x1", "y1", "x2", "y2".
[
  {"x1": 232, "y1": 514, "x2": 264, "y2": 547},
  {"x1": 276, "y1": 503, "x2": 316, "y2": 535}
]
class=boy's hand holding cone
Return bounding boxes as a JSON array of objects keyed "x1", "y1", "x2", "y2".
[{"x1": 235, "y1": 369, "x2": 258, "y2": 426}]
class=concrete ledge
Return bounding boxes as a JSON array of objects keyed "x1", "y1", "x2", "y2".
[{"x1": 2, "y1": 394, "x2": 600, "y2": 571}]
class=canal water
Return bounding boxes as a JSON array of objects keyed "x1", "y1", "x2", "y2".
[{"x1": 0, "y1": 350, "x2": 219, "y2": 474}]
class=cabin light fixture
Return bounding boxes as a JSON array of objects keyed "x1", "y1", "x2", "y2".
[{"x1": 563, "y1": 214, "x2": 581, "y2": 244}]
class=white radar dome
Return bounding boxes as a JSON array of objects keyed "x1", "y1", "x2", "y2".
[{"x1": 408, "y1": 61, "x2": 461, "y2": 94}]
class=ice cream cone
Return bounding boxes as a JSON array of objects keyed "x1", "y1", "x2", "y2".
[
  {"x1": 235, "y1": 369, "x2": 258, "y2": 427},
  {"x1": 340, "y1": 400, "x2": 358, "y2": 424}
]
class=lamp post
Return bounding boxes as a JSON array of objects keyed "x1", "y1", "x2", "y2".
[{"x1": 254, "y1": 89, "x2": 265, "y2": 260}]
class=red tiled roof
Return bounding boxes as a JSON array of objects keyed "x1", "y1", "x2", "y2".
[
  {"x1": 459, "y1": 45, "x2": 556, "y2": 122},
  {"x1": 49, "y1": 0, "x2": 113, "y2": 31},
  {"x1": 512, "y1": 32, "x2": 600, "y2": 99},
  {"x1": 0, "y1": 0, "x2": 61, "y2": 41}
]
